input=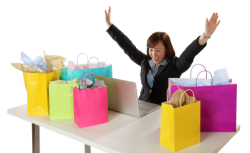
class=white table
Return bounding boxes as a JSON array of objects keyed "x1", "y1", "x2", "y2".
[{"x1": 7, "y1": 104, "x2": 240, "y2": 153}]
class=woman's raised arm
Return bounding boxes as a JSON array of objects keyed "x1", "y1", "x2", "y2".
[
  {"x1": 175, "y1": 12, "x2": 220, "y2": 73},
  {"x1": 105, "y1": 6, "x2": 112, "y2": 28},
  {"x1": 105, "y1": 6, "x2": 147, "y2": 66}
]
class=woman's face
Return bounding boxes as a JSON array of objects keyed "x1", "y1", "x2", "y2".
[{"x1": 149, "y1": 41, "x2": 167, "y2": 66}]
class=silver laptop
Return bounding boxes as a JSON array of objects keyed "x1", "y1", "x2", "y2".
[{"x1": 96, "y1": 75, "x2": 161, "y2": 118}]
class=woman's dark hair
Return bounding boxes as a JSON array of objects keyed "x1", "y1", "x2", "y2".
[{"x1": 147, "y1": 32, "x2": 175, "y2": 61}]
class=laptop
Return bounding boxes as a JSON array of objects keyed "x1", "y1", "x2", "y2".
[{"x1": 96, "y1": 75, "x2": 161, "y2": 117}]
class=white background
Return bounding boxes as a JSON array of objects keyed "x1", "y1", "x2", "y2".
[{"x1": 1, "y1": 0, "x2": 249, "y2": 152}]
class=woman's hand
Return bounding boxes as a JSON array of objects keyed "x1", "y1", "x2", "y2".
[
  {"x1": 105, "y1": 6, "x2": 112, "y2": 28},
  {"x1": 204, "y1": 13, "x2": 221, "y2": 37}
]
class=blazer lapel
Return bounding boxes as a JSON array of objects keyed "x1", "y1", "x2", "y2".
[
  {"x1": 153, "y1": 63, "x2": 169, "y2": 85},
  {"x1": 154, "y1": 57, "x2": 175, "y2": 79},
  {"x1": 155, "y1": 64, "x2": 168, "y2": 78},
  {"x1": 142, "y1": 61, "x2": 151, "y2": 89}
]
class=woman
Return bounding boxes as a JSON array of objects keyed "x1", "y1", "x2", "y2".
[{"x1": 104, "y1": 6, "x2": 220, "y2": 105}]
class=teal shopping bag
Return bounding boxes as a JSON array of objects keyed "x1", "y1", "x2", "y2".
[
  {"x1": 49, "y1": 68, "x2": 78, "y2": 120},
  {"x1": 61, "y1": 53, "x2": 112, "y2": 81}
]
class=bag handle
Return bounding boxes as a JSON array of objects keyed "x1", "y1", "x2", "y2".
[
  {"x1": 77, "y1": 53, "x2": 88, "y2": 65},
  {"x1": 87, "y1": 56, "x2": 100, "y2": 69},
  {"x1": 179, "y1": 89, "x2": 195, "y2": 107},
  {"x1": 196, "y1": 70, "x2": 213, "y2": 86},
  {"x1": 55, "y1": 57, "x2": 63, "y2": 70},
  {"x1": 80, "y1": 71, "x2": 95, "y2": 84},
  {"x1": 84, "y1": 74, "x2": 100, "y2": 89},
  {"x1": 190, "y1": 64, "x2": 207, "y2": 79},
  {"x1": 57, "y1": 68, "x2": 73, "y2": 84},
  {"x1": 166, "y1": 84, "x2": 181, "y2": 104}
]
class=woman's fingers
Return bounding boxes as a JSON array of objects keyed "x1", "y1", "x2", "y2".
[
  {"x1": 209, "y1": 13, "x2": 214, "y2": 22},
  {"x1": 213, "y1": 13, "x2": 219, "y2": 25},
  {"x1": 215, "y1": 13, "x2": 219, "y2": 22},
  {"x1": 105, "y1": 7, "x2": 111, "y2": 18},
  {"x1": 205, "y1": 18, "x2": 209, "y2": 30},
  {"x1": 216, "y1": 20, "x2": 221, "y2": 27},
  {"x1": 215, "y1": 13, "x2": 220, "y2": 27},
  {"x1": 104, "y1": 6, "x2": 112, "y2": 27},
  {"x1": 209, "y1": 13, "x2": 220, "y2": 24},
  {"x1": 105, "y1": 6, "x2": 111, "y2": 17},
  {"x1": 109, "y1": 6, "x2": 111, "y2": 15},
  {"x1": 212, "y1": 13, "x2": 216, "y2": 22},
  {"x1": 214, "y1": 13, "x2": 219, "y2": 22},
  {"x1": 213, "y1": 13, "x2": 218, "y2": 22}
]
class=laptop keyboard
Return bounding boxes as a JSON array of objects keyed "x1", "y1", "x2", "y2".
[
  {"x1": 139, "y1": 107, "x2": 150, "y2": 112},
  {"x1": 138, "y1": 100, "x2": 161, "y2": 117},
  {"x1": 139, "y1": 107, "x2": 145, "y2": 111}
]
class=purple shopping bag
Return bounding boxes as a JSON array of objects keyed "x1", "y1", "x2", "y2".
[
  {"x1": 73, "y1": 73, "x2": 108, "y2": 128},
  {"x1": 168, "y1": 64, "x2": 237, "y2": 132}
]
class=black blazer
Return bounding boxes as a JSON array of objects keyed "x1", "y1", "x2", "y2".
[{"x1": 107, "y1": 24, "x2": 207, "y2": 105}]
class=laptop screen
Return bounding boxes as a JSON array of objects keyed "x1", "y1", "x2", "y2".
[{"x1": 95, "y1": 75, "x2": 140, "y2": 117}]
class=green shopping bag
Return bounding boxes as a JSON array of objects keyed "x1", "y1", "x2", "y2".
[{"x1": 49, "y1": 68, "x2": 78, "y2": 120}]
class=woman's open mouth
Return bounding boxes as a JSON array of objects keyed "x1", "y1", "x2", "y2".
[{"x1": 153, "y1": 57, "x2": 159, "y2": 61}]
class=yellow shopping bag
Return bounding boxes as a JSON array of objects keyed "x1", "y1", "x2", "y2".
[
  {"x1": 160, "y1": 84, "x2": 200, "y2": 152},
  {"x1": 23, "y1": 69, "x2": 60, "y2": 115}
]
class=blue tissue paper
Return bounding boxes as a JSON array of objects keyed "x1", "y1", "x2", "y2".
[{"x1": 21, "y1": 51, "x2": 49, "y2": 70}]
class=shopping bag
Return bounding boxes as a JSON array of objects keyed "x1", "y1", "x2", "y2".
[
  {"x1": 73, "y1": 73, "x2": 108, "y2": 128},
  {"x1": 168, "y1": 66, "x2": 237, "y2": 132},
  {"x1": 23, "y1": 69, "x2": 60, "y2": 115},
  {"x1": 61, "y1": 53, "x2": 112, "y2": 81},
  {"x1": 160, "y1": 84, "x2": 200, "y2": 152},
  {"x1": 169, "y1": 64, "x2": 231, "y2": 86},
  {"x1": 49, "y1": 69, "x2": 78, "y2": 120}
]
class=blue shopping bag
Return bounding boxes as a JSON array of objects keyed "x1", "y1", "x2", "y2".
[{"x1": 61, "y1": 53, "x2": 112, "y2": 81}]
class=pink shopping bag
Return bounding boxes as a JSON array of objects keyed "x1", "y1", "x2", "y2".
[
  {"x1": 168, "y1": 65, "x2": 237, "y2": 132},
  {"x1": 73, "y1": 73, "x2": 108, "y2": 128}
]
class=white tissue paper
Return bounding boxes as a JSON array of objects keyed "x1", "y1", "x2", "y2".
[{"x1": 169, "y1": 68, "x2": 231, "y2": 87}]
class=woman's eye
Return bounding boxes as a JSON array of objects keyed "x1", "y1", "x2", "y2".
[{"x1": 149, "y1": 49, "x2": 159, "y2": 51}]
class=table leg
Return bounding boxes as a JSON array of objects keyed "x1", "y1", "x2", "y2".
[
  {"x1": 85, "y1": 144, "x2": 91, "y2": 153},
  {"x1": 32, "y1": 123, "x2": 40, "y2": 153}
]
